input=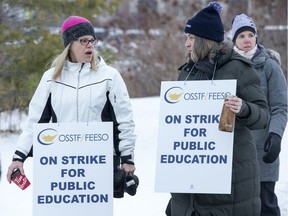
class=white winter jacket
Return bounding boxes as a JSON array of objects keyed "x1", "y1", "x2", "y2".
[{"x1": 14, "y1": 57, "x2": 136, "y2": 164}]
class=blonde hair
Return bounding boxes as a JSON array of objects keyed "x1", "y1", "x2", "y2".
[
  {"x1": 189, "y1": 36, "x2": 223, "y2": 64},
  {"x1": 51, "y1": 43, "x2": 98, "y2": 80}
]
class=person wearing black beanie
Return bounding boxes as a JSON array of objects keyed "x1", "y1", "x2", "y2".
[
  {"x1": 232, "y1": 13, "x2": 287, "y2": 216},
  {"x1": 165, "y1": 2, "x2": 269, "y2": 216}
]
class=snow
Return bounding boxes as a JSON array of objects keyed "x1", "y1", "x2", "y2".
[{"x1": 0, "y1": 97, "x2": 287, "y2": 216}]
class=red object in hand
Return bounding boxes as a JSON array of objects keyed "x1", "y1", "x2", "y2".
[{"x1": 11, "y1": 169, "x2": 30, "y2": 190}]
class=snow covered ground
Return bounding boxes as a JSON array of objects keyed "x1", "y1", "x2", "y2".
[{"x1": 0, "y1": 97, "x2": 287, "y2": 215}]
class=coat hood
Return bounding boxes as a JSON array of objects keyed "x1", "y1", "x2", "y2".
[{"x1": 252, "y1": 45, "x2": 281, "y2": 68}]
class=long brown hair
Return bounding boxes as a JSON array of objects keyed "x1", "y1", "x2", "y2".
[{"x1": 189, "y1": 35, "x2": 223, "y2": 64}]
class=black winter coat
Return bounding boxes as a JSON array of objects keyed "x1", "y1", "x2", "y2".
[{"x1": 178, "y1": 44, "x2": 269, "y2": 216}]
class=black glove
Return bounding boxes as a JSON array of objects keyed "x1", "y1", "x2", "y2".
[
  {"x1": 263, "y1": 132, "x2": 281, "y2": 163},
  {"x1": 125, "y1": 174, "x2": 139, "y2": 196},
  {"x1": 113, "y1": 169, "x2": 126, "y2": 198}
]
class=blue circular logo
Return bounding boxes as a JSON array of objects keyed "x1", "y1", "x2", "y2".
[
  {"x1": 164, "y1": 86, "x2": 184, "y2": 104},
  {"x1": 37, "y1": 128, "x2": 58, "y2": 145}
]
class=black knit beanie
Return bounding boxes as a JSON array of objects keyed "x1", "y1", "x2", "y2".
[
  {"x1": 184, "y1": 2, "x2": 224, "y2": 43},
  {"x1": 61, "y1": 16, "x2": 95, "y2": 47}
]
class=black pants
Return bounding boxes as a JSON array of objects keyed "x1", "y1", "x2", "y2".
[
  {"x1": 260, "y1": 181, "x2": 280, "y2": 216},
  {"x1": 165, "y1": 197, "x2": 195, "y2": 216}
]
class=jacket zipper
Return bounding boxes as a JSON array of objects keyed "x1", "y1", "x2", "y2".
[{"x1": 76, "y1": 63, "x2": 84, "y2": 122}]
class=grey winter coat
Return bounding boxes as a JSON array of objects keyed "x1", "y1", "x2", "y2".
[
  {"x1": 251, "y1": 45, "x2": 287, "y2": 182},
  {"x1": 176, "y1": 44, "x2": 270, "y2": 216}
]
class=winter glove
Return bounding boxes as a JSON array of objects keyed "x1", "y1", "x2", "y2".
[
  {"x1": 263, "y1": 132, "x2": 281, "y2": 163},
  {"x1": 124, "y1": 174, "x2": 139, "y2": 196},
  {"x1": 113, "y1": 169, "x2": 126, "y2": 198}
]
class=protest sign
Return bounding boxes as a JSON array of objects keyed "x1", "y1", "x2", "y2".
[
  {"x1": 33, "y1": 122, "x2": 113, "y2": 216},
  {"x1": 155, "y1": 80, "x2": 236, "y2": 194}
]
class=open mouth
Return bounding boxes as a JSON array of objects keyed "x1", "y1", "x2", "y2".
[{"x1": 85, "y1": 51, "x2": 92, "y2": 55}]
